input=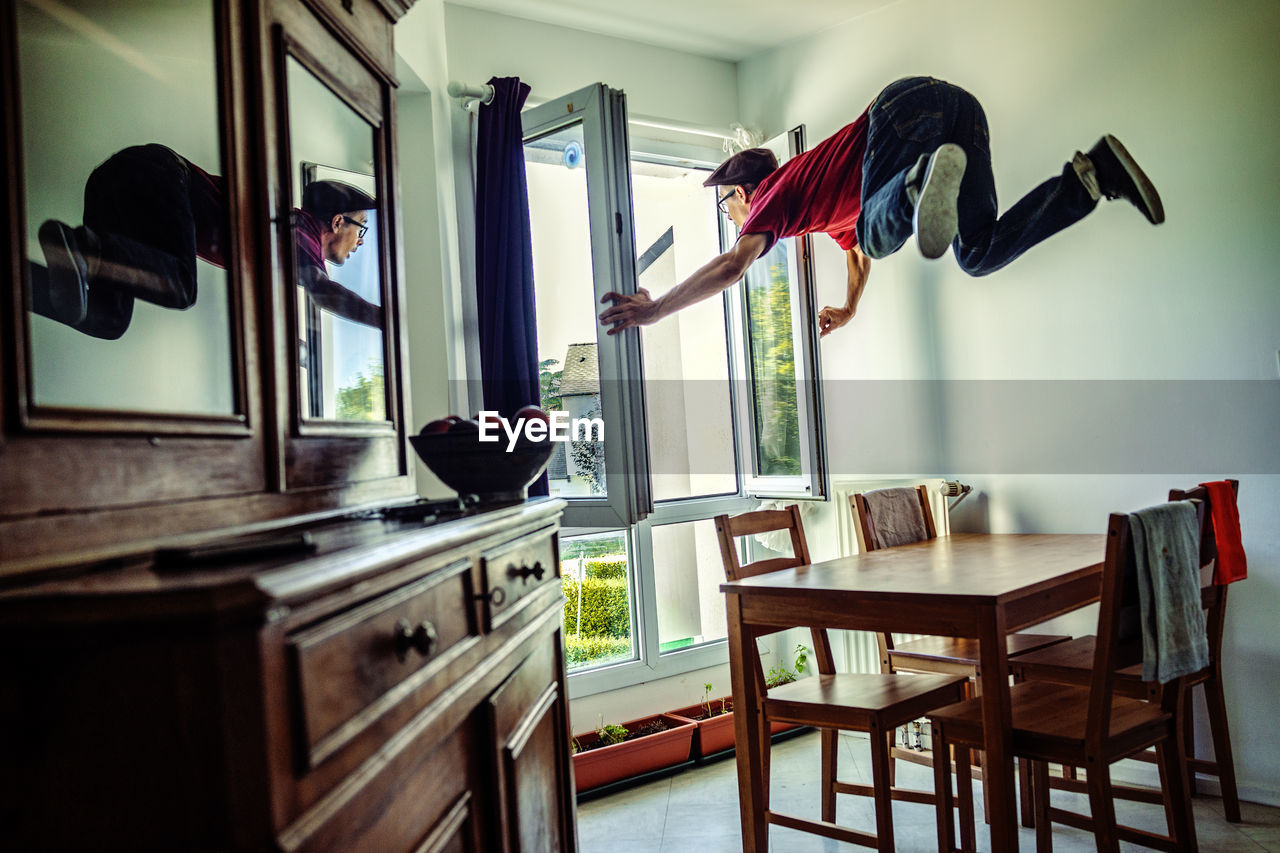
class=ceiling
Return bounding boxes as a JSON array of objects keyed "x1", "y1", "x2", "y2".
[{"x1": 445, "y1": 0, "x2": 903, "y2": 62}]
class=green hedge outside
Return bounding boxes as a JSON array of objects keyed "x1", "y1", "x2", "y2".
[
  {"x1": 583, "y1": 557, "x2": 627, "y2": 580},
  {"x1": 563, "y1": 634, "x2": 633, "y2": 667},
  {"x1": 562, "y1": 576, "x2": 631, "y2": 638}
]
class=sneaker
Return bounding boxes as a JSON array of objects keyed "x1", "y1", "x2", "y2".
[
  {"x1": 1082, "y1": 134, "x2": 1164, "y2": 225},
  {"x1": 913, "y1": 143, "x2": 966, "y2": 259},
  {"x1": 37, "y1": 219, "x2": 90, "y2": 326}
]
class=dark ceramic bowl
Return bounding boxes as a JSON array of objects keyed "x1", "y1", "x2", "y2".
[{"x1": 409, "y1": 430, "x2": 553, "y2": 503}]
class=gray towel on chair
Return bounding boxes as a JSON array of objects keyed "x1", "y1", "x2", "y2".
[
  {"x1": 1130, "y1": 501, "x2": 1209, "y2": 684},
  {"x1": 863, "y1": 487, "x2": 929, "y2": 548}
]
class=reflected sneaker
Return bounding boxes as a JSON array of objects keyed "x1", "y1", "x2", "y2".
[
  {"x1": 1077, "y1": 134, "x2": 1165, "y2": 225},
  {"x1": 912, "y1": 143, "x2": 966, "y2": 260},
  {"x1": 37, "y1": 219, "x2": 90, "y2": 326}
]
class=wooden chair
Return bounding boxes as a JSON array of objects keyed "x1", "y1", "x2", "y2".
[
  {"x1": 715, "y1": 505, "x2": 969, "y2": 851},
  {"x1": 1009, "y1": 481, "x2": 1241, "y2": 822},
  {"x1": 852, "y1": 486, "x2": 1071, "y2": 821},
  {"x1": 929, "y1": 510, "x2": 1201, "y2": 853}
]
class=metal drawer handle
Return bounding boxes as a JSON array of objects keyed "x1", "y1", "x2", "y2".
[
  {"x1": 394, "y1": 618, "x2": 438, "y2": 661},
  {"x1": 508, "y1": 561, "x2": 545, "y2": 584},
  {"x1": 476, "y1": 586, "x2": 506, "y2": 607}
]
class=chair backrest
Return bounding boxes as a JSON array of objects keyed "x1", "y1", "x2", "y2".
[
  {"x1": 715, "y1": 504, "x2": 812, "y2": 581},
  {"x1": 1087, "y1": 503, "x2": 1209, "y2": 747},
  {"x1": 714, "y1": 505, "x2": 836, "y2": 682},
  {"x1": 1168, "y1": 479, "x2": 1238, "y2": 670},
  {"x1": 850, "y1": 485, "x2": 937, "y2": 553},
  {"x1": 850, "y1": 486, "x2": 938, "y2": 672}
]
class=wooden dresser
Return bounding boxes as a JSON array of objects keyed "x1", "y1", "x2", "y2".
[{"x1": 0, "y1": 498, "x2": 577, "y2": 852}]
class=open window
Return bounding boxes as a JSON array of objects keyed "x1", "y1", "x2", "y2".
[{"x1": 518, "y1": 86, "x2": 827, "y2": 691}]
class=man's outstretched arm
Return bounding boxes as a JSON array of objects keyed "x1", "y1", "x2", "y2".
[
  {"x1": 599, "y1": 232, "x2": 768, "y2": 335},
  {"x1": 817, "y1": 245, "x2": 871, "y2": 338}
]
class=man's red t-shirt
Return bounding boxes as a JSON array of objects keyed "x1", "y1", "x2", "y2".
[{"x1": 738, "y1": 109, "x2": 871, "y2": 254}]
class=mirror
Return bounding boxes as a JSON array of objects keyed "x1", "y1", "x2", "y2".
[
  {"x1": 17, "y1": 0, "x2": 235, "y2": 416},
  {"x1": 286, "y1": 57, "x2": 387, "y2": 423}
]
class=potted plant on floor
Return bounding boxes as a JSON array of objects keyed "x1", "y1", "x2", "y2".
[{"x1": 570, "y1": 713, "x2": 696, "y2": 793}]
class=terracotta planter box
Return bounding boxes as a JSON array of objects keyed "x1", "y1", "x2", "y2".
[
  {"x1": 669, "y1": 697, "x2": 802, "y2": 759},
  {"x1": 571, "y1": 713, "x2": 696, "y2": 793}
]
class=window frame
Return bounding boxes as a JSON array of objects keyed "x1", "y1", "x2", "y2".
[{"x1": 727, "y1": 126, "x2": 830, "y2": 502}]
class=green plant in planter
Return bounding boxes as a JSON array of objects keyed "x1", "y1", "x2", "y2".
[
  {"x1": 765, "y1": 642, "x2": 811, "y2": 688},
  {"x1": 596, "y1": 722, "x2": 628, "y2": 746}
]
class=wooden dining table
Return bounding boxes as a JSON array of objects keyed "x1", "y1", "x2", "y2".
[{"x1": 721, "y1": 532, "x2": 1107, "y2": 853}]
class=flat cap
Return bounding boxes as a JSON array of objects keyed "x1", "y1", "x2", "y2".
[
  {"x1": 302, "y1": 180, "x2": 377, "y2": 220},
  {"x1": 702, "y1": 147, "x2": 779, "y2": 188}
]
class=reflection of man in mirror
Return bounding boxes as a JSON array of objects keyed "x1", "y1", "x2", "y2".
[
  {"x1": 28, "y1": 143, "x2": 383, "y2": 339},
  {"x1": 293, "y1": 180, "x2": 383, "y2": 328}
]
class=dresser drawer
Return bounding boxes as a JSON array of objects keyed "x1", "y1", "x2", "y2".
[
  {"x1": 288, "y1": 559, "x2": 476, "y2": 768},
  {"x1": 477, "y1": 528, "x2": 558, "y2": 632},
  {"x1": 284, "y1": 719, "x2": 478, "y2": 853}
]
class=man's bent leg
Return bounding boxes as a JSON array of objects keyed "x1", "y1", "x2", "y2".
[
  {"x1": 857, "y1": 77, "x2": 953, "y2": 258},
  {"x1": 951, "y1": 90, "x2": 1099, "y2": 276},
  {"x1": 83, "y1": 144, "x2": 200, "y2": 310},
  {"x1": 954, "y1": 161, "x2": 1097, "y2": 276}
]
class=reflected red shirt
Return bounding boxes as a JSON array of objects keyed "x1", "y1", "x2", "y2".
[
  {"x1": 739, "y1": 110, "x2": 871, "y2": 253},
  {"x1": 187, "y1": 159, "x2": 228, "y2": 268},
  {"x1": 292, "y1": 208, "x2": 326, "y2": 271}
]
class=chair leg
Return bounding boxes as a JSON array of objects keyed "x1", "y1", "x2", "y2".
[
  {"x1": 1019, "y1": 756, "x2": 1035, "y2": 828},
  {"x1": 956, "y1": 742, "x2": 976, "y2": 853},
  {"x1": 1183, "y1": 685, "x2": 1198, "y2": 796},
  {"x1": 1157, "y1": 739, "x2": 1200, "y2": 853},
  {"x1": 1204, "y1": 673, "x2": 1242, "y2": 822},
  {"x1": 1084, "y1": 760, "x2": 1120, "y2": 853},
  {"x1": 1032, "y1": 759, "x2": 1053, "y2": 853},
  {"x1": 932, "y1": 723, "x2": 956, "y2": 853},
  {"x1": 888, "y1": 726, "x2": 899, "y2": 787},
  {"x1": 820, "y1": 727, "x2": 838, "y2": 823},
  {"x1": 760, "y1": 715, "x2": 772, "y2": 814},
  {"x1": 868, "y1": 720, "x2": 896, "y2": 853}
]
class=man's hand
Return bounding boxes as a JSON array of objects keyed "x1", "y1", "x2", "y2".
[
  {"x1": 599, "y1": 287, "x2": 656, "y2": 336},
  {"x1": 817, "y1": 305, "x2": 853, "y2": 337}
]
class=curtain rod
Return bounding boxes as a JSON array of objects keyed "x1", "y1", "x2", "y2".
[
  {"x1": 451, "y1": 82, "x2": 738, "y2": 144},
  {"x1": 447, "y1": 80, "x2": 494, "y2": 106}
]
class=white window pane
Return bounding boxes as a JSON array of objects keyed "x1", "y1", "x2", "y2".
[
  {"x1": 560, "y1": 531, "x2": 635, "y2": 672},
  {"x1": 651, "y1": 519, "x2": 728, "y2": 652},
  {"x1": 525, "y1": 123, "x2": 608, "y2": 499},
  {"x1": 743, "y1": 240, "x2": 803, "y2": 476},
  {"x1": 633, "y1": 162, "x2": 736, "y2": 501}
]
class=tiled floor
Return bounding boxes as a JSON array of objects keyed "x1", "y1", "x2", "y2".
[{"x1": 576, "y1": 730, "x2": 1280, "y2": 852}]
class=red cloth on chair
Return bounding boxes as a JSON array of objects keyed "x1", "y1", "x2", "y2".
[{"x1": 1200, "y1": 481, "x2": 1247, "y2": 584}]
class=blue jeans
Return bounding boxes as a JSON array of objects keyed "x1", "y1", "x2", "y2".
[{"x1": 856, "y1": 76, "x2": 1098, "y2": 276}]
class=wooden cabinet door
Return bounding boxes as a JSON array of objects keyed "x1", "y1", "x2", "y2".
[{"x1": 485, "y1": 640, "x2": 575, "y2": 853}]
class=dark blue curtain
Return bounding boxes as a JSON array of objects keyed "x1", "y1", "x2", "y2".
[{"x1": 475, "y1": 76, "x2": 547, "y2": 496}]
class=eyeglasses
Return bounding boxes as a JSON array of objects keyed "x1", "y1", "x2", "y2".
[
  {"x1": 716, "y1": 189, "x2": 735, "y2": 214},
  {"x1": 342, "y1": 216, "x2": 369, "y2": 239}
]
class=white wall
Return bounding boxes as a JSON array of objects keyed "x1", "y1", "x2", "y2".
[
  {"x1": 739, "y1": 0, "x2": 1280, "y2": 804},
  {"x1": 441, "y1": 4, "x2": 738, "y2": 127},
  {"x1": 395, "y1": 0, "x2": 469, "y2": 496}
]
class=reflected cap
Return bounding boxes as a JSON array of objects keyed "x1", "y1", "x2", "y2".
[
  {"x1": 302, "y1": 180, "x2": 376, "y2": 221},
  {"x1": 702, "y1": 148, "x2": 778, "y2": 188}
]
